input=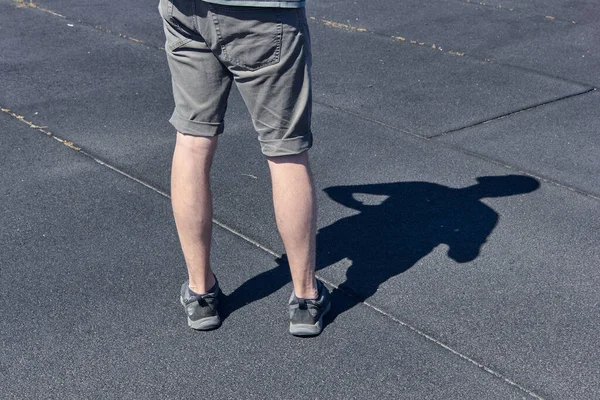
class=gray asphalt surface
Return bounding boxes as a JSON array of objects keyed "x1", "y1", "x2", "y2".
[{"x1": 1, "y1": 0, "x2": 599, "y2": 398}]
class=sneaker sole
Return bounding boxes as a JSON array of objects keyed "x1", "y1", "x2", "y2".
[
  {"x1": 180, "y1": 297, "x2": 222, "y2": 331},
  {"x1": 289, "y1": 302, "x2": 331, "y2": 337}
]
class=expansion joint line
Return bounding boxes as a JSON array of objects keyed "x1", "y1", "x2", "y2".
[
  {"x1": 13, "y1": 0, "x2": 65, "y2": 18},
  {"x1": 433, "y1": 87, "x2": 597, "y2": 137},
  {"x1": 2, "y1": 104, "x2": 545, "y2": 399},
  {"x1": 309, "y1": 16, "x2": 469, "y2": 58}
]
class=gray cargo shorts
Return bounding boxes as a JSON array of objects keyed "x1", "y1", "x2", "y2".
[{"x1": 159, "y1": 0, "x2": 313, "y2": 157}]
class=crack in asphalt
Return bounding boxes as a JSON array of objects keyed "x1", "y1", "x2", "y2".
[{"x1": 432, "y1": 87, "x2": 596, "y2": 137}]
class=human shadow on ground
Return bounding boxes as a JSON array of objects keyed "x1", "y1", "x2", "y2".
[{"x1": 221, "y1": 175, "x2": 540, "y2": 323}]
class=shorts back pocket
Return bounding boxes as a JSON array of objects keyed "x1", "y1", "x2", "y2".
[{"x1": 209, "y1": 6, "x2": 282, "y2": 71}]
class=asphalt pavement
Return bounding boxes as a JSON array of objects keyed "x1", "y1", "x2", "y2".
[{"x1": 1, "y1": 0, "x2": 599, "y2": 398}]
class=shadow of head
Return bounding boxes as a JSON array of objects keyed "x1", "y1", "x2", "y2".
[{"x1": 469, "y1": 175, "x2": 540, "y2": 199}]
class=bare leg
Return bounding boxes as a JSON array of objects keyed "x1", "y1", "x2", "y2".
[
  {"x1": 267, "y1": 152, "x2": 318, "y2": 299},
  {"x1": 171, "y1": 132, "x2": 218, "y2": 294}
]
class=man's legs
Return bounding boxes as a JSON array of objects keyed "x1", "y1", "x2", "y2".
[
  {"x1": 171, "y1": 132, "x2": 218, "y2": 294},
  {"x1": 270, "y1": 152, "x2": 330, "y2": 336},
  {"x1": 171, "y1": 132, "x2": 318, "y2": 299},
  {"x1": 165, "y1": 2, "x2": 327, "y2": 333},
  {"x1": 268, "y1": 152, "x2": 318, "y2": 299}
]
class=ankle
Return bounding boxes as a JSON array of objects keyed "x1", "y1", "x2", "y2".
[
  {"x1": 294, "y1": 280, "x2": 319, "y2": 299},
  {"x1": 189, "y1": 273, "x2": 216, "y2": 295}
]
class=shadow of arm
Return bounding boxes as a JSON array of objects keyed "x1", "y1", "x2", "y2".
[{"x1": 324, "y1": 184, "x2": 391, "y2": 211}]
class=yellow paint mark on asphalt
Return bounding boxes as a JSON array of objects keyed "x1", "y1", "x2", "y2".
[
  {"x1": 311, "y1": 17, "x2": 369, "y2": 34},
  {"x1": 13, "y1": 0, "x2": 65, "y2": 18},
  {"x1": 14, "y1": 1, "x2": 155, "y2": 48},
  {"x1": 310, "y1": 16, "x2": 467, "y2": 58},
  {"x1": 2, "y1": 106, "x2": 84, "y2": 150},
  {"x1": 2, "y1": 107, "x2": 55, "y2": 137},
  {"x1": 95, "y1": 25, "x2": 147, "y2": 45},
  {"x1": 58, "y1": 140, "x2": 81, "y2": 151}
]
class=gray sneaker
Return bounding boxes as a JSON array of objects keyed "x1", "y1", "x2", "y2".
[
  {"x1": 180, "y1": 279, "x2": 221, "y2": 331},
  {"x1": 289, "y1": 280, "x2": 331, "y2": 337}
]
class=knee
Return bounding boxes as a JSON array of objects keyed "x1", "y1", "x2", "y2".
[{"x1": 175, "y1": 131, "x2": 218, "y2": 155}]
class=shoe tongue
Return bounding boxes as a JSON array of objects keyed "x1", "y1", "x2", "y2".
[{"x1": 298, "y1": 298, "x2": 308, "y2": 310}]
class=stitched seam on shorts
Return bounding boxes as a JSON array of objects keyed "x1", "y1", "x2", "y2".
[
  {"x1": 168, "y1": 37, "x2": 193, "y2": 52},
  {"x1": 253, "y1": 118, "x2": 292, "y2": 131},
  {"x1": 173, "y1": 111, "x2": 223, "y2": 126},
  {"x1": 166, "y1": 0, "x2": 184, "y2": 31},
  {"x1": 295, "y1": 7, "x2": 305, "y2": 27},
  {"x1": 258, "y1": 135, "x2": 311, "y2": 143},
  {"x1": 191, "y1": 0, "x2": 198, "y2": 33}
]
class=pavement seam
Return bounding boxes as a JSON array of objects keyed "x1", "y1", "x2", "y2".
[
  {"x1": 431, "y1": 87, "x2": 597, "y2": 137},
  {"x1": 13, "y1": 0, "x2": 65, "y2": 18},
  {"x1": 310, "y1": 15, "x2": 583, "y2": 74},
  {"x1": 313, "y1": 100, "x2": 423, "y2": 138},
  {"x1": 441, "y1": 143, "x2": 600, "y2": 201},
  {"x1": 2, "y1": 105, "x2": 545, "y2": 399},
  {"x1": 354, "y1": 296, "x2": 546, "y2": 399},
  {"x1": 310, "y1": 16, "x2": 470, "y2": 58},
  {"x1": 10, "y1": 1, "x2": 166, "y2": 51}
]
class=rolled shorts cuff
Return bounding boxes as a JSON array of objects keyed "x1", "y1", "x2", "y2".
[
  {"x1": 259, "y1": 132, "x2": 313, "y2": 157},
  {"x1": 169, "y1": 112, "x2": 225, "y2": 137}
]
